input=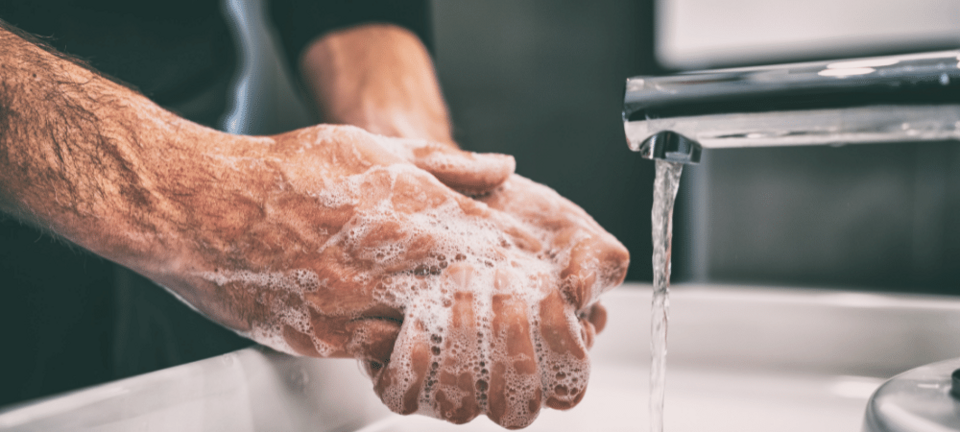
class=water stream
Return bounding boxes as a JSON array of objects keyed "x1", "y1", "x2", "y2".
[{"x1": 650, "y1": 159, "x2": 684, "y2": 432}]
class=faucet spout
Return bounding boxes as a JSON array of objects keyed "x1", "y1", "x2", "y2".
[
  {"x1": 623, "y1": 50, "x2": 960, "y2": 158},
  {"x1": 639, "y1": 131, "x2": 702, "y2": 164}
]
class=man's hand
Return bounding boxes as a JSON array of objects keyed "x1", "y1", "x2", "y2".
[
  {"x1": 298, "y1": 23, "x2": 629, "y2": 428},
  {"x1": 152, "y1": 125, "x2": 618, "y2": 429}
]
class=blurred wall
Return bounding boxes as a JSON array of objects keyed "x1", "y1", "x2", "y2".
[
  {"x1": 657, "y1": 0, "x2": 960, "y2": 69},
  {"x1": 684, "y1": 144, "x2": 960, "y2": 293}
]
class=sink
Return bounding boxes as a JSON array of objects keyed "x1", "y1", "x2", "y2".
[
  {"x1": 358, "y1": 366, "x2": 880, "y2": 432},
  {"x1": 4, "y1": 283, "x2": 960, "y2": 431}
]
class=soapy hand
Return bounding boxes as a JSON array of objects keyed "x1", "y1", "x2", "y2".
[
  {"x1": 144, "y1": 125, "x2": 626, "y2": 428},
  {"x1": 360, "y1": 137, "x2": 629, "y2": 426}
]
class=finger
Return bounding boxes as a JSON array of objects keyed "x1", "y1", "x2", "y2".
[
  {"x1": 282, "y1": 324, "x2": 323, "y2": 357},
  {"x1": 586, "y1": 302, "x2": 607, "y2": 335},
  {"x1": 345, "y1": 318, "x2": 402, "y2": 366},
  {"x1": 398, "y1": 139, "x2": 516, "y2": 195},
  {"x1": 502, "y1": 225, "x2": 543, "y2": 254},
  {"x1": 281, "y1": 308, "x2": 353, "y2": 358},
  {"x1": 559, "y1": 233, "x2": 630, "y2": 310},
  {"x1": 432, "y1": 291, "x2": 482, "y2": 424},
  {"x1": 579, "y1": 318, "x2": 596, "y2": 350},
  {"x1": 576, "y1": 302, "x2": 607, "y2": 350},
  {"x1": 373, "y1": 316, "x2": 433, "y2": 416},
  {"x1": 536, "y1": 290, "x2": 590, "y2": 411},
  {"x1": 487, "y1": 292, "x2": 542, "y2": 429}
]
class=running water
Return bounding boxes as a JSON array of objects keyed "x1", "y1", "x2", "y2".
[{"x1": 650, "y1": 159, "x2": 683, "y2": 432}]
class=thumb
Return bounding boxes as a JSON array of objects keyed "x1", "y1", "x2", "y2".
[
  {"x1": 345, "y1": 318, "x2": 402, "y2": 370},
  {"x1": 388, "y1": 138, "x2": 516, "y2": 196}
]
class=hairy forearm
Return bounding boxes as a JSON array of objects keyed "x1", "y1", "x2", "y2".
[
  {"x1": 300, "y1": 23, "x2": 454, "y2": 145},
  {"x1": 0, "y1": 23, "x2": 221, "y2": 272}
]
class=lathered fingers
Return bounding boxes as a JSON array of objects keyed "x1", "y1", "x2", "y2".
[
  {"x1": 432, "y1": 291, "x2": 483, "y2": 424},
  {"x1": 487, "y1": 292, "x2": 542, "y2": 429},
  {"x1": 374, "y1": 318, "x2": 433, "y2": 415},
  {"x1": 536, "y1": 290, "x2": 590, "y2": 410}
]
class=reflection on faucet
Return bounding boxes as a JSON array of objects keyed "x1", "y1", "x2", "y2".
[{"x1": 623, "y1": 50, "x2": 960, "y2": 161}]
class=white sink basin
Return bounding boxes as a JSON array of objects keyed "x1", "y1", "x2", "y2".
[
  {"x1": 4, "y1": 283, "x2": 960, "y2": 431},
  {"x1": 358, "y1": 364, "x2": 884, "y2": 432}
]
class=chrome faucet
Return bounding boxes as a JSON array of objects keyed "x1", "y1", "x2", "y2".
[{"x1": 623, "y1": 50, "x2": 960, "y2": 164}]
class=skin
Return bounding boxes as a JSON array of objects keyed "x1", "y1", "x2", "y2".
[
  {"x1": 0, "y1": 21, "x2": 628, "y2": 429},
  {"x1": 300, "y1": 24, "x2": 628, "y2": 427}
]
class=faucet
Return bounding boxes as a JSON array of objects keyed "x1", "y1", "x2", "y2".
[{"x1": 623, "y1": 50, "x2": 960, "y2": 164}]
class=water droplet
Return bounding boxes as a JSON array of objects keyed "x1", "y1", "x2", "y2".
[{"x1": 941, "y1": 73, "x2": 950, "y2": 86}]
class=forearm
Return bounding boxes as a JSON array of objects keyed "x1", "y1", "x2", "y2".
[
  {"x1": 0, "y1": 23, "x2": 220, "y2": 273},
  {"x1": 299, "y1": 23, "x2": 454, "y2": 145}
]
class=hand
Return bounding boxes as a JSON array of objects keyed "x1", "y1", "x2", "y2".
[
  {"x1": 403, "y1": 163, "x2": 629, "y2": 427},
  {"x1": 141, "y1": 125, "x2": 618, "y2": 428},
  {"x1": 361, "y1": 138, "x2": 629, "y2": 427},
  {"x1": 295, "y1": 22, "x2": 627, "y2": 427}
]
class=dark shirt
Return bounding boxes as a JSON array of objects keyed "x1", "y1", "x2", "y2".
[{"x1": 0, "y1": 0, "x2": 430, "y2": 408}]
